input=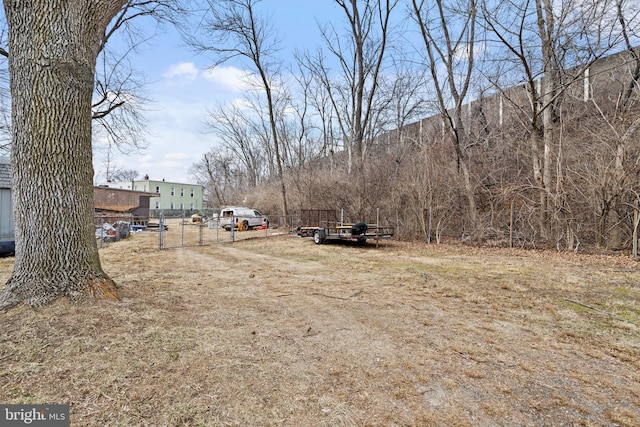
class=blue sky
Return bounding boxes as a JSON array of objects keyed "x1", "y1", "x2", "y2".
[{"x1": 97, "y1": 1, "x2": 341, "y2": 185}]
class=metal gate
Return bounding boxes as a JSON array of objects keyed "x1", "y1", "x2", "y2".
[{"x1": 157, "y1": 213, "x2": 273, "y2": 249}]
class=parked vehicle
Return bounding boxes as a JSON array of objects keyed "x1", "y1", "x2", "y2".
[
  {"x1": 0, "y1": 239, "x2": 14, "y2": 256},
  {"x1": 218, "y1": 206, "x2": 268, "y2": 231}
]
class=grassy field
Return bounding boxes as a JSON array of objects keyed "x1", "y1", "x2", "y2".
[{"x1": 0, "y1": 227, "x2": 639, "y2": 426}]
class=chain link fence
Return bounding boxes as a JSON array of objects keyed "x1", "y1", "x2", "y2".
[{"x1": 157, "y1": 213, "x2": 277, "y2": 249}]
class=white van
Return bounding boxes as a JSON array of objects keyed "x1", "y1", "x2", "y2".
[{"x1": 218, "y1": 206, "x2": 268, "y2": 231}]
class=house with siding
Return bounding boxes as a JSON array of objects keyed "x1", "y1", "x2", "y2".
[
  {"x1": 0, "y1": 158, "x2": 14, "y2": 254},
  {"x1": 101, "y1": 175, "x2": 204, "y2": 216}
]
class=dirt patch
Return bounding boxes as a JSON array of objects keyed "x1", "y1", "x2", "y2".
[{"x1": 1, "y1": 231, "x2": 639, "y2": 426}]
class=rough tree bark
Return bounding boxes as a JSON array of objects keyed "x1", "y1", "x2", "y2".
[{"x1": 0, "y1": 0, "x2": 127, "y2": 309}]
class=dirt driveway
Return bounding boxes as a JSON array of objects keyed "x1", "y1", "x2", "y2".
[{"x1": 1, "y1": 230, "x2": 639, "y2": 426}]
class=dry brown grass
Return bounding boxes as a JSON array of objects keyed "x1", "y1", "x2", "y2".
[{"x1": 1, "y1": 224, "x2": 639, "y2": 426}]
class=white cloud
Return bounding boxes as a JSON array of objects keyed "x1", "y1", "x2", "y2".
[
  {"x1": 162, "y1": 62, "x2": 199, "y2": 80},
  {"x1": 453, "y1": 42, "x2": 487, "y2": 62},
  {"x1": 94, "y1": 62, "x2": 236, "y2": 185},
  {"x1": 202, "y1": 66, "x2": 256, "y2": 92},
  {"x1": 159, "y1": 160, "x2": 185, "y2": 168},
  {"x1": 230, "y1": 98, "x2": 253, "y2": 110},
  {"x1": 164, "y1": 152, "x2": 190, "y2": 160}
]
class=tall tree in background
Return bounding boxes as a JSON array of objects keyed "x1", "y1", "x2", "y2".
[
  {"x1": 189, "y1": 147, "x2": 239, "y2": 207},
  {"x1": 535, "y1": 0, "x2": 560, "y2": 241},
  {"x1": 307, "y1": 0, "x2": 397, "y2": 216},
  {"x1": 315, "y1": 0, "x2": 397, "y2": 173},
  {"x1": 204, "y1": 102, "x2": 267, "y2": 189},
  {"x1": 0, "y1": 0, "x2": 127, "y2": 309},
  {"x1": 0, "y1": 25, "x2": 12, "y2": 155},
  {"x1": 482, "y1": 0, "x2": 620, "y2": 246},
  {"x1": 194, "y1": 0, "x2": 289, "y2": 222},
  {"x1": 411, "y1": 0, "x2": 480, "y2": 235}
]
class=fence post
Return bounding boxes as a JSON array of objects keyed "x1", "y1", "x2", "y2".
[
  {"x1": 633, "y1": 202, "x2": 639, "y2": 260},
  {"x1": 230, "y1": 214, "x2": 235, "y2": 242},
  {"x1": 159, "y1": 213, "x2": 164, "y2": 250},
  {"x1": 181, "y1": 211, "x2": 185, "y2": 247},
  {"x1": 428, "y1": 207, "x2": 432, "y2": 244},
  {"x1": 98, "y1": 217, "x2": 104, "y2": 248},
  {"x1": 510, "y1": 200, "x2": 514, "y2": 248}
]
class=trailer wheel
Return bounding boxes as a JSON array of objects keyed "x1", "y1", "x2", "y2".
[
  {"x1": 357, "y1": 237, "x2": 366, "y2": 245},
  {"x1": 243, "y1": 220, "x2": 250, "y2": 230},
  {"x1": 313, "y1": 229, "x2": 326, "y2": 244}
]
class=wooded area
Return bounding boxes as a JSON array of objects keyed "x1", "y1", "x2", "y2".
[{"x1": 190, "y1": 0, "x2": 640, "y2": 251}]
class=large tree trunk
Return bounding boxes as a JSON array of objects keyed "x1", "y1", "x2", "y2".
[{"x1": 1, "y1": 0, "x2": 126, "y2": 309}]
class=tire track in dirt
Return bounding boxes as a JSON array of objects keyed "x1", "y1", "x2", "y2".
[{"x1": 3, "y1": 232, "x2": 636, "y2": 425}]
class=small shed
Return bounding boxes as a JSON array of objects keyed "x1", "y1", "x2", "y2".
[{"x1": 93, "y1": 186, "x2": 154, "y2": 226}]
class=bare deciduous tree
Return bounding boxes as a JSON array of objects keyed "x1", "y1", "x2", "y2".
[
  {"x1": 1, "y1": 1, "x2": 187, "y2": 172},
  {"x1": 204, "y1": 102, "x2": 267, "y2": 190},
  {"x1": 193, "y1": 0, "x2": 289, "y2": 222},
  {"x1": 481, "y1": 0, "x2": 622, "y2": 246},
  {"x1": 316, "y1": 0, "x2": 396, "y2": 168},
  {"x1": 411, "y1": 0, "x2": 481, "y2": 237},
  {"x1": 190, "y1": 147, "x2": 239, "y2": 208},
  {"x1": 91, "y1": 0, "x2": 190, "y2": 179},
  {"x1": 305, "y1": 0, "x2": 398, "y2": 217}
]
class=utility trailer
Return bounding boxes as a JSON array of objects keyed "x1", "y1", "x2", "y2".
[{"x1": 296, "y1": 209, "x2": 394, "y2": 245}]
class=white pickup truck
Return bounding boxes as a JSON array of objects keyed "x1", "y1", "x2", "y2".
[{"x1": 218, "y1": 206, "x2": 268, "y2": 231}]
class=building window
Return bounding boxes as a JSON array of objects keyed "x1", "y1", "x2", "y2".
[
  {"x1": 190, "y1": 189, "x2": 194, "y2": 197},
  {"x1": 190, "y1": 203, "x2": 194, "y2": 210},
  {"x1": 171, "y1": 187, "x2": 175, "y2": 196},
  {"x1": 180, "y1": 203, "x2": 184, "y2": 210},
  {"x1": 155, "y1": 186, "x2": 160, "y2": 193},
  {"x1": 170, "y1": 203, "x2": 174, "y2": 209},
  {"x1": 155, "y1": 202, "x2": 159, "y2": 209},
  {"x1": 143, "y1": 185, "x2": 147, "y2": 192},
  {"x1": 180, "y1": 188, "x2": 184, "y2": 197}
]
